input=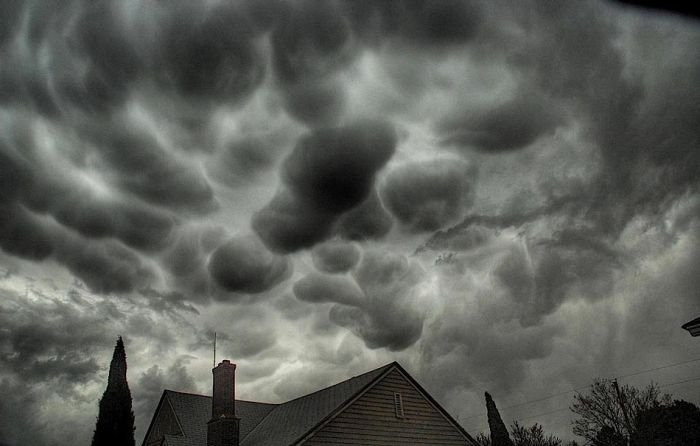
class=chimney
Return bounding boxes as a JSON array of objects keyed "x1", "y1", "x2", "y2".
[{"x1": 207, "y1": 360, "x2": 240, "y2": 446}]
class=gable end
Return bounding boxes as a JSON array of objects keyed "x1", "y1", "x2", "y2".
[
  {"x1": 299, "y1": 363, "x2": 477, "y2": 445},
  {"x1": 142, "y1": 392, "x2": 185, "y2": 446}
]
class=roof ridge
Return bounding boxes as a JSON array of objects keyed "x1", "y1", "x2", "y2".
[
  {"x1": 239, "y1": 362, "x2": 398, "y2": 446},
  {"x1": 164, "y1": 389, "x2": 209, "y2": 398},
  {"x1": 276, "y1": 361, "x2": 395, "y2": 405},
  {"x1": 164, "y1": 389, "x2": 278, "y2": 405}
]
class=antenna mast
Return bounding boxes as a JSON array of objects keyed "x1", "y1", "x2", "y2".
[{"x1": 213, "y1": 331, "x2": 217, "y2": 368}]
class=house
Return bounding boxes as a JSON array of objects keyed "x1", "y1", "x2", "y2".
[{"x1": 142, "y1": 360, "x2": 477, "y2": 446}]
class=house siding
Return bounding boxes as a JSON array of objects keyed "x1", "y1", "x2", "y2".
[
  {"x1": 144, "y1": 398, "x2": 183, "y2": 446},
  {"x1": 301, "y1": 369, "x2": 471, "y2": 445}
]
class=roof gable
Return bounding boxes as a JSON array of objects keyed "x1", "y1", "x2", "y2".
[
  {"x1": 142, "y1": 392, "x2": 184, "y2": 446},
  {"x1": 145, "y1": 391, "x2": 277, "y2": 446},
  {"x1": 164, "y1": 391, "x2": 210, "y2": 444},
  {"x1": 298, "y1": 363, "x2": 477, "y2": 445},
  {"x1": 240, "y1": 362, "x2": 395, "y2": 446},
  {"x1": 392, "y1": 363, "x2": 477, "y2": 444}
]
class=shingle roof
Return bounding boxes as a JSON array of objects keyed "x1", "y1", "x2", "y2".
[
  {"x1": 154, "y1": 362, "x2": 452, "y2": 446},
  {"x1": 162, "y1": 434, "x2": 191, "y2": 446},
  {"x1": 162, "y1": 391, "x2": 277, "y2": 446},
  {"x1": 240, "y1": 362, "x2": 395, "y2": 446}
]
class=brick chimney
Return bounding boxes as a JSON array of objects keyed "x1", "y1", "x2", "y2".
[{"x1": 207, "y1": 360, "x2": 240, "y2": 446}]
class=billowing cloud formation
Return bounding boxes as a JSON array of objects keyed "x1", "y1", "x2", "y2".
[
  {"x1": 1, "y1": 1, "x2": 699, "y2": 444},
  {"x1": 294, "y1": 273, "x2": 364, "y2": 306},
  {"x1": 491, "y1": 230, "x2": 620, "y2": 327},
  {"x1": 381, "y1": 158, "x2": 476, "y2": 232},
  {"x1": 336, "y1": 189, "x2": 394, "y2": 241},
  {"x1": 208, "y1": 236, "x2": 292, "y2": 295},
  {"x1": 438, "y1": 93, "x2": 563, "y2": 152},
  {"x1": 294, "y1": 249, "x2": 425, "y2": 351},
  {"x1": 346, "y1": 0, "x2": 483, "y2": 46},
  {"x1": 253, "y1": 120, "x2": 397, "y2": 252},
  {"x1": 156, "y1": 2, "x2": 265, "y2": 101},
  {"x1": 272, "y1": 0, "x2": 353, "y2": 126},
  {"x1": 311, "y1": 240, "x2": 361, "y2": 273},
  {"x1": 85, "y1": 123, "x2": 216, "y2": 212}
]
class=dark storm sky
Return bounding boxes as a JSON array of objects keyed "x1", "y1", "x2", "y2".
[{"x1": 0, "y1": 1, "x2": 699, "y2": 444}]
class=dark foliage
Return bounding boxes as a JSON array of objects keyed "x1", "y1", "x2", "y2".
[
  {"x1": 475, "y1": 421, "x2": 578, "y2": 446},
  {"x1": 592, "y1": 426, "x2": 626, "y2": 446},
  {"x1": 91, "y1": 337, "x2": 135, "y2": 446},
  {"x1": 486, "y1": 392, "x2": 515, "y2": 446},
  {"x1": 632, "y1": 400, "x2": 700, "y2": 446},
  {"x1": 571, "y1": 379, "x2": 669, "y2": 443}
]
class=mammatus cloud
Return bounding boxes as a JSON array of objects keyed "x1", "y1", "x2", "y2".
[
  {"x1": 438, "y1": 93, "x2": 563, "y2": 152},
  {"x1": 336, "y1": 188, "x2": 395, "y2": 241},
  {"x1": 295, "y1": 249, "x2": 425, "y2": 351},
  {"x1": 271, "y1": 0, "x2": 354, "y2": 126},
  {"x1": 311, "y1": 240, "x2": 361, "y2": 273},
  {"x1": 0, "y1": 1, "x2": 699, "y2": 445},
  {"x1": 253, "y1": 120, "x2": 397, "y2": 252},
  {"x1": 381, "y1": 158, "x2": 476, "y2": 232},
  {"x1": 208, "y1": 235, "x2": 292, "y2": 295}
]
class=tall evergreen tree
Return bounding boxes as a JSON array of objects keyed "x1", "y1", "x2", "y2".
[
  {"x1": 92, "y1": 336, "x2": 135, "y2": 446},
  {"x1": 486, "y1": 392, "x2": 515, "y2": 446}
]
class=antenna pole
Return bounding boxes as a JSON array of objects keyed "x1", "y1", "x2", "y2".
[{"x1": 213, "y1": 332, "x2": 217, "y2": 368}]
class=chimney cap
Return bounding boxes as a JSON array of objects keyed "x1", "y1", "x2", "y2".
[{"x1": 215, "y1": 359, "x2": 236, "y2": 367}]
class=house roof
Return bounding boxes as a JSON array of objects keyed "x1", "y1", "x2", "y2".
[
  {"x1": 240, "y1": 362, "x2": 394, "y2": 446},
  {"x1": 154, "y1": 391, "x2": 277, "y2": 446},
  {"x1": 149, "y1": 361, "x2": 474, "y2": 446}
]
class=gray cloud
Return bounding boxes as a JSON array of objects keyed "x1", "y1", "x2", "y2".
[
  {"x1": 438, "y1": 93, "x2": 563, "y2": 152},
  {"x1": 0, "y1": 203, "x2": 54, "y2": 261},
  {"x1": 280, "y1": 78, "x2": 347, "y2": 127},
  {"x1": 161, "y1": 224, "x2": 225, "y2": 279},
  {"x1": 271, "y1": 0, "x2": 354, "y2": 126},
  {"x1": 0, "y1": 117, "x2": 177, "y2": 257},
  {"x1": 56, "y1": 239, "x2": 155, "y2": 294},
  {"x1": 198, "y1": 320, "x2": 277, "y2": 359},
  {"x1": 0, "y1": 0, "x2": 22, "y2": 47},
  {"x1": 381, "y1": 158, "x2": 476, "y2": 232},
  {"x1": 0, "y1": 1, "x2": 699, "y2": 443},
  {"x1": 336, "y1": 188, "x2": 394, "y2": 241},
  {"x1": 208, "y1": 235, "x2": 292, "y2": 295},
  {"x1": 345, "y1": 0, "x2": 483, "y2": 46},
  {"x1": 211, "y1": 135, "x2": 284, "y2": 186},
  {"x1": 311, "y1": 240, "x2": 361, "y2": 273},
  {"x1": 67, "y1": 1, "x2": 145, "y2": 110},
  {"x1": 0, "y1": 378, "x2": 48, "y2": 446},
  {"x1": 0, "y1": 293, "x2": 107, "y2": 385},
  {"x1": 294, "y1": 249, "x2": 425, "y2": 351},
  {"x1": 86, "y1": 123, "x2": 217, "y2": 213},
  {"x1": 253, "y1": 120, "x2": 397, "y2": 252},
  {"x1": 283, "y1": 121, "x2": 397, "y2": 212},
  {"x1": 157, "y1": 1, "x2": 265, "y2": 102},
  {"x1": 293, "y1": 273, "x2": 364, "y2": 306}
]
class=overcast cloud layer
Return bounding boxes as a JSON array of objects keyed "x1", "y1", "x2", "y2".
[{"x1": 1, "y1": 1, "x2": 699, "y2": 444}]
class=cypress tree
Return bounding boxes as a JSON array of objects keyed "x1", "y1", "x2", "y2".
[
  {"x1": 92, "y1": 336, "x2": 135, "y2": 446},
  {"x1": 485, "y1": 392, "x2": 514, "y2": 446}
]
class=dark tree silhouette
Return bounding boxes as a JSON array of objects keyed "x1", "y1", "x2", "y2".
[
  {"x1": 510, "y1": 422, "x2": 577, "y2": 446},
  {"x1": 91, "y1": 336, "x2": 135, "y2": 446},
  {"x1": 632, "y1": 399, "x2": 700, "y2": 446},
  {"x1": 475, "y1": 421, "x2": 578, "y2": 446},
  {"x1": 485, "y1": 392, "x2": 515, "y2": 446},
  {"x1": 570, "y1": 378, "x2": 669, "y2": 444},
  {"x1": 592, "y1": 426, "x2": 626, "y2": 446}
]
